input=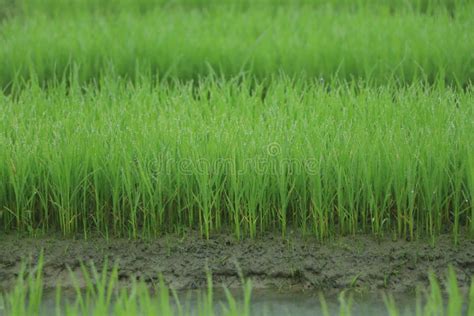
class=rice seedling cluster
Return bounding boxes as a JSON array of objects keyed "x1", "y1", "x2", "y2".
[
  {"x1": 0, "y1": 78, "x2": 472, "y2": 240},
  {"x1": 0, "y1": 0, "x2": 473, "y2": 89}
]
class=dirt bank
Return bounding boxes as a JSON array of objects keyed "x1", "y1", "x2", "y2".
[{"x1": 1, "y1": 233, "x2": 473, "y2": 293}]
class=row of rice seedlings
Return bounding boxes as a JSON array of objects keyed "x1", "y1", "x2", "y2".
[
  {"x1": 1, "y1": 256, "x2": 473, "y2": 315},
  {"x1": 0, "y1": 77, "x2": 472, "y2": 240},
  {"x1": 383, "y1": 267, "x2": 474, "y2": 316},
  {"x1": 1, "y1": 1, "x2": 473, "y2": 89},
  {"x1": 1, "y1": 255, "x2": 253, "y2": 316},
  {"x1": 9, "y1": 0, "x2": 469, "y2": 17}
]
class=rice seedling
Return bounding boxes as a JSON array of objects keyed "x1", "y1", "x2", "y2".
[
  {"x1": 383, "y1": 267, "x2": 471, "y2": 316},
  {"x1": 1, "y1": 255, "x2": 254, "y2": 316},
  {"x1": 9, "y1": 0, "x2": 470, "y2": 16},
  {"x1": 0, "y1": 0, "x2": 473, "y2": 89},
  {"x1": 0, "y1": 77, "x2": 472, "y2": 240}
]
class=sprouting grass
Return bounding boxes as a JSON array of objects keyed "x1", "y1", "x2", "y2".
[
  {"x1": 9, "y1": 0, "x2": 470, "y2": 16},
  {"x1": 2, "y1": 255, "x2": 254, "y2": 316},
  {"x1": 0, "y1": 0, "x2": 472, "y2": 241},
  {"x1": 0, "y1": 0, "x2": 473, "y2": 89},
  {"x1": 2, "y1": 256, "x2": 474, "y2": 316},
  {"x1": 0, "y1": 77, "x2": 472, "y2": 240}
]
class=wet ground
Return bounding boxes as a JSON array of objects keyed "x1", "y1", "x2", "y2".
[{"x1": 1, "y1": 233, "x2": 473, "y2": 294}]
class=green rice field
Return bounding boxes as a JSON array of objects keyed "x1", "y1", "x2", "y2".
[
  {"x1": 1, "y1": 0, "x2": 474, "y2": 314},
  {"x1": 1, "y1": 79, "x2": 473, "y2": 240},
  {"x1": 1, "y1": 0, "x2": 473, "y2": 88}
]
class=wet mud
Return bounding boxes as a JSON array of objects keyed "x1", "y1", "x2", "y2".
[{"x1": 1, "y1": 233, "x2": 473, "y2": 293}]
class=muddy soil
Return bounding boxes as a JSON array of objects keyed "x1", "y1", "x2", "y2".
[{"x1": 1, "y1": 233, "x2": 473, "y2": 293}]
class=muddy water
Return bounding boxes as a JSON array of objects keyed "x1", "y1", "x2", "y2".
[
  {"x1": 1, "y1": 233, "x2": 473, "y2": 293},
  {"x1": 217, "y1": 289, "x2": 416, "y2": 316},
  {"x1": 29, "y1": 288, "x2": 417, "y2": 316}
]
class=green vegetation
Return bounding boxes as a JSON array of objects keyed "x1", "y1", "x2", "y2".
[
  {"x1": 8, "y1": 0, "x2": 471, "y2": 15},
  {"x1": 0, "y1": 78, "x2": 472, "y2": 240},
  {"x1": 0, "y1": 0, "x2": 473, "y2": 241},
  {"x1": 1, "y1": 0, "x2": 473, "y2": 313},
  {"x1": 1, "y1": 0, "x2": 473, "y2": 241},
  {"x1": 1, "y1": 257, "x2": 473, "y2": 316},
  {"x1": 0, "y1": 0, "x2": 473, "y2": 89}
]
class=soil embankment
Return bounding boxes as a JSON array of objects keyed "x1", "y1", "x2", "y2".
[{"x1": 1, "y1": 233, "x2": 473, "y2": 293}]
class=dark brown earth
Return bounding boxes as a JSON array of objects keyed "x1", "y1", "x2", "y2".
[{"x1": 1, "y1": 233, "x2": 473, "y2": 293}]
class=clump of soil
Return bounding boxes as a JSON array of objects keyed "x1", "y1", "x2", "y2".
[{"x1": 1, "y1": 233, "x2": 473, "y2": 293}]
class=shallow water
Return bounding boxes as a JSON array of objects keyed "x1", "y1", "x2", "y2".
[
  {"x1": 0, "y1": 288, "x2": 419, "y2": 316},
  {"x1": 177, "y1": 288, "x2": 418, "y2": 316}
]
